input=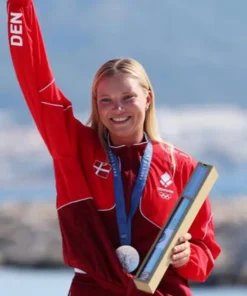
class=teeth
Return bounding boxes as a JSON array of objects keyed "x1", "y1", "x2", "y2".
[{"x1": 112, "y1": 117, "x2": 129, "y2": 122}]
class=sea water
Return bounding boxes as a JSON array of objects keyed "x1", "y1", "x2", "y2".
[{"x1": 0, "y1": 267, "x2": 246, "y2": 296}]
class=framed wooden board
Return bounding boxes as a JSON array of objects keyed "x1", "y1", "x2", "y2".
[{"x1": 134, "y1": 162, "x2": 218, "y2": 294}]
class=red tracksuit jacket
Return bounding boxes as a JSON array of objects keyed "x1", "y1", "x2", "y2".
[{"x1": 7, "y1": 1, "x2": 221, "y2": 295}]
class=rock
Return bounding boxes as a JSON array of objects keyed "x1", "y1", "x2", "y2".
[
  {"x1": 0, "y1": 197, "x2": 247, "y2": 284},
  {"x1": 209, "y1": 197, "x2": 247, "y2": 285},
  {"x1": 0, "y1": 201, "x2": 62, "y2": 267}
]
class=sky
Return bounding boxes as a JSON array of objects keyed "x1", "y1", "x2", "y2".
[{"x1": 0, "y1": 0, "x2": 247, "y2": 200}]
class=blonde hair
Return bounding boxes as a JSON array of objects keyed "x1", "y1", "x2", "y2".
[{"x1": 87, "y1": 58, "x2": 176, "y2": 172}]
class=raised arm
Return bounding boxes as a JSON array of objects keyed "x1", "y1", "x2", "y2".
[
  {"x1": 7, "y1": 0, "x2": 78, "y2": 158},
  {"x1": 7, "y1": 2, "x2": 137, "y2": 293}
]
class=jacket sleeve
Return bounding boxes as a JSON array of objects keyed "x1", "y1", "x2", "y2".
[
  {"x1": 7, "y1": 0, "x2": 79, "y2": 159},
  {"x1": 175, "y1": 157, "x2": 221, "y2": 282},
  {"x1": 7, "y1": 1, "x2": 129, "y2": 292}
]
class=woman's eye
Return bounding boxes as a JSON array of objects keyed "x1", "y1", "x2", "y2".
[
  {"x1": 101, "y1": 98, "x2": 111, "y2": 103},
  {"x1": 124, "y1": 95, "x2": 134, "y2": 100}
]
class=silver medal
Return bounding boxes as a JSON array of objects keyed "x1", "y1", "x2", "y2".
[{"x1": 116, "y1": 245, "x2": 140, "y2": 273}]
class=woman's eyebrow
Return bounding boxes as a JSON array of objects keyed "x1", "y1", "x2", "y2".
[
  {"x1": 98, "y1": 91, "x2": 136, "y2": 98},
  {"x1": 98, "y1": 94, "x2": 111, "y2": 98},
  {"x1": 122, "y1": 91, "x2": 136, "y2": 95}
]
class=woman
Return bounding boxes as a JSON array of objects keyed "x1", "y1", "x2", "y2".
[{"x1": 7, "y1": 0, "x2": 221, "y2": 295}]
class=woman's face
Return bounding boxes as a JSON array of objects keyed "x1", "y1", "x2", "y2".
[{"x1": 96, "y1": 73, "x2": 151, "y2": 146}]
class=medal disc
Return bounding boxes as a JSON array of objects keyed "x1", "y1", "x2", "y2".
[{"x1": 116, "y1": 245, "x2": 140, "y2": 273}]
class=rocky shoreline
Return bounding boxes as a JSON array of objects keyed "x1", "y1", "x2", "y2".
[{"x1": 0, "y1": 198, "x2": 247, "y2": 285}]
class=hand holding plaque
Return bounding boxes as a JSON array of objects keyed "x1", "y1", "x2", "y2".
[
  {"x1": 170, "y1": 233, "x2": 192, "y2": 268},
  {"x1": 134, "y1": 162, "x2": 219, "y2": 294}
]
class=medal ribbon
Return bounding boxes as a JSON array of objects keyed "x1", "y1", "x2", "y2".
[{"x1": 107, "y1": 138, "x2": 152, "y2": 246}]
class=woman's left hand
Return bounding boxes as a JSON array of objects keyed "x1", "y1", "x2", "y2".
[{"x1": 170, "y1": 233, "x2": 192, "y2": 268}]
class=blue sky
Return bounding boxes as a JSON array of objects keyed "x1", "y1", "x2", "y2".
[
  {"x1": 0, "y1": 0, "x2": 247, "y2": 199},
  {"x1": 1, "y1": 0, "x2": 247, "y2": 110}
]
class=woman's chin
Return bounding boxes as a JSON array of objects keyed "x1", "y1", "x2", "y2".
[
  {"x1": 108, "y1": 123, "x2": 133, "y2": 138},
  {"x1": 108, "y1": 129, "x2": 145, "y2": 146}
]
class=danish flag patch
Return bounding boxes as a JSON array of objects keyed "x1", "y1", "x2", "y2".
[{"x1": 93, "y1": 160, "x2": 112, "y2": 179}]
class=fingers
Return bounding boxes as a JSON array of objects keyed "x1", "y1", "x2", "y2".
[
  {"x1": 177, "y1": 233, "x2": 192, "y2": 244},
  {"x1": 173, "y1": 240, "x2": 190, "y2": 254},
  {"x1": 172, "y1": 242, "x2": 191, "y2": 260},
  {"x1": 170, "y1": 233, "x2": 192, "y2": 268},
  {"x1": 171, "y1": 251, "x2": 190, "y2": 268},
  {"x1": 171, "y1": 242, "x2": 191, "y2": 267},
  {"x1": 173, "y1": 233, "x2": 192, "y2": 249}
]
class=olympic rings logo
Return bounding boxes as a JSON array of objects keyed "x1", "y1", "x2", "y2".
[{"x1": 159, "y1": 192, "x2": 172, "y2": 200}]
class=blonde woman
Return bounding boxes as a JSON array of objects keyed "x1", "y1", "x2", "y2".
[{"x1": 7, "y1": 0, "x2": 221, "y2": 295}]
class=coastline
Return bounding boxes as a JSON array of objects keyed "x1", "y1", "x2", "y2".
[{"x1": 0, "y1": 197, "x2": 246, "y2": 285}]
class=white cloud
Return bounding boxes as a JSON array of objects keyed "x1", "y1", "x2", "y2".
[
  {"x1": 156, "y1": 105, "x2": 247, "y2": 164},
  {"x1": 0, "y1": 111, "x2": 47, "y2": 160},
  {"x1": 0, "y1": 110, "x2": 50, "y2": 187}
]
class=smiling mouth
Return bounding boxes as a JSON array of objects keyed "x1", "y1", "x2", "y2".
[{"x1": 111, "y1": 116, "x2": 131, "y2": 123}]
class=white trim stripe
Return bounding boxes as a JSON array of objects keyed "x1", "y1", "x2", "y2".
[
  {"x1": 200, "y1": 240, "x2": 215, "y2": 263},
  {"x1": 202, "y1": 213, "x2": 213, "y2": 241},
  {"x1": 57, "y1": 197, "x2": 94, "y2": 211},
  {"x1": 139, "y1": 197, "x2": 162, "y2": 230},
  {"x1": 97, "y1": 204, "x2": 116, "y2": 212},
  {"x1": 39, "y1": 78, "x2": 55, "y2": 93},
  {"x1": 64, "y1": 105, "x2": 72, "y2": 111},
  {"x1": 41, "y1": 101, "x2": 72, "y2": 110},
  {"x1": 57, "y1": 197, "x2": 116, "y2": 212},
  {"x1": 41, "y1": 101, "x2": 64, "y2": 108}
]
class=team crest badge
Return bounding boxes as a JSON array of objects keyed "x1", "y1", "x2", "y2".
[
  {"x1": 157, "y1": 172, "x2": 174, "y2": 200},
  {"x1": 93, "y1": 160, "x2": 112, "y2": 179}
]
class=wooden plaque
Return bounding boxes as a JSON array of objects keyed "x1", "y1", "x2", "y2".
[{"x1": 134, "y1": 162, "x2": 218, "y2": 294}]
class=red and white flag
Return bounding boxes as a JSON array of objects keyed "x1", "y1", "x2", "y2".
[{"x1": 93, "y1": 160, "x2": 112, "y2": 179}]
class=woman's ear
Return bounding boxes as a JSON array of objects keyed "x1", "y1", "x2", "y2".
[{"x1": 145, "y1": 90, "x2": 152, "y2": 109}]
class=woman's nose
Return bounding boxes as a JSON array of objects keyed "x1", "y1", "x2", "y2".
[{"x1": 113, "y1": 102, "x2": 124, "y2": 112}]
